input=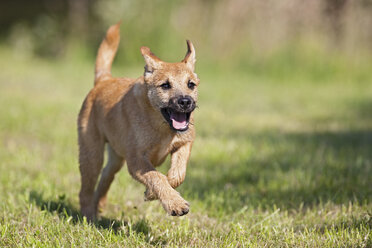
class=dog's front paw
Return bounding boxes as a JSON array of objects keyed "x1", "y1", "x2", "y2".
[
  {"x1": 144, "y1": 188, "x2": 158, "y2": 201},
  {"x1": 160, "y1": 192, "x2": 190, "y2": 216}
]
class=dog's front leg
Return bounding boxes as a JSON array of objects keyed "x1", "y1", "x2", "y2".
[
  {"x1": 144, "y1": 142, "x2": 192, "y2": 201},
  {"x1": 167, "y1": 142, "x2": 192, "y2": 189},
  {"x1": 127, "y1": 155, "x2": 190, "y2": 216}
]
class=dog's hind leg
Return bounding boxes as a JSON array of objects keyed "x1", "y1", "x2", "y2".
[
  {"x1": 78, "y1": 130, "x2": 105, "y2": 221},
  {"x1": 94, "y1": 144, "x2": 124, "y2": 213}
]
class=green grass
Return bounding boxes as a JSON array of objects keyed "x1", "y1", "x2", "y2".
[{"x1": 0, "y1": 46, "x2": 371, "y2": 247}]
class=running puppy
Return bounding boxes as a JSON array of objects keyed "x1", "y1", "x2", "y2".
[{"x1": 78, "y1": 22, "x2": 199, "y2": 221}]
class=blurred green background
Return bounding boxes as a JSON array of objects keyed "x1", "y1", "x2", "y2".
[
  {"x1": 2, "y1": 0, "x2": 372, "y2": 71},
  {"x1": 0, "y1": 0, "x2": 371, "y2": 247}
]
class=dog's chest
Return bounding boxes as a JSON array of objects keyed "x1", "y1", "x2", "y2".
[{"x1": 149, "y1": 135, "x2": 182, "y2": 166}]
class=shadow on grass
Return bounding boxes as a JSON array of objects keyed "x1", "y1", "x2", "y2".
[
  {"x1": 29, "y1": 190, "x2": 121, "y2": 229},
  {"x1": 28, "y1": 190, "x2": 166, "y2": 245},
  {"x1": 186, "y1": 128, "x2": 372, "y2": 211}
]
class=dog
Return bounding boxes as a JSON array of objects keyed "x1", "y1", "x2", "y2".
[{"x1": 77, "y1": 22, "x2": 199, "y2": 221}]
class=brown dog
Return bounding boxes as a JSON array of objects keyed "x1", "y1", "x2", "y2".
[{"x1": 77, "y1": 22, "x2": 199, "y2": 221}]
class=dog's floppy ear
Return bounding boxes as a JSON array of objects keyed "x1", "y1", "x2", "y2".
[
  {"x1": 141, "y1": 46, "x2": 162, "y2": 76},
  {"x1": 182, "y1": 40, "x2": 196, "y2": 71}
]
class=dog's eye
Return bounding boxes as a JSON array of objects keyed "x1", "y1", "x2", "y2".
[
  {"x1": 188, "y1": 81, "x2": 196, "y2": 90},
  {"x1": 160, "y1": 81, "x2": 171, "y2": 90}
]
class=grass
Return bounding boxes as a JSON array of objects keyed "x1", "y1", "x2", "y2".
[{"x1": 0, "y1": 46, "x2": 371, "y2": 247}]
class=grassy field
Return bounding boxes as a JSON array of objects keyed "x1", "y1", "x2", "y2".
[{"x1": 0, "y1": 46, "x2": 371, "y2": 247}]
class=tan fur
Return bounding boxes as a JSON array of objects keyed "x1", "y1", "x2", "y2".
[{"x1": 78, "y1": 22, "x2": 199, "y2": 220}]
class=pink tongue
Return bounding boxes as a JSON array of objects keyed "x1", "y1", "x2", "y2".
[{"x1": 170, "y1": 112, "x2": 187, "y2": 130}]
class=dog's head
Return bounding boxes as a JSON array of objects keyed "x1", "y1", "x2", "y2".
[{"x1": 141, "y1": 40, "x2": 199, "y2": 132}]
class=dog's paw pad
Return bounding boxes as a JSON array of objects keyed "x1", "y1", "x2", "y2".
[
  {"x1": 181, "y1": 208, "x2": 189, "y2": 216},
  {"x1": 162, "y1": 194, "x2": 190, "y2": 217}
]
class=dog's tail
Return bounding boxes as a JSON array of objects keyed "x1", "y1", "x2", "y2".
[{"x1": 94, "y1": 22, "x2": 121, "y2": 85}]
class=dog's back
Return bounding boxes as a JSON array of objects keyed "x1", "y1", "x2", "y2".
[{"x1": 78, "y1": 22, "x2": 139, "y2": 151}]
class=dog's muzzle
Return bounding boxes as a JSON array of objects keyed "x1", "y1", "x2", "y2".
[{"x1": 161, "y1": 96, "x2": 196, "y2": 132}]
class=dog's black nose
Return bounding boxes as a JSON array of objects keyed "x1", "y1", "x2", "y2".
[{"x1": 178, "y1": 97, "x2": 192, "y2": 109}]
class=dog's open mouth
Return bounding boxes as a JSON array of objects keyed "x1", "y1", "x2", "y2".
[{"x1": 161, "y1": 108, "x2": 192, "y2": 132}]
